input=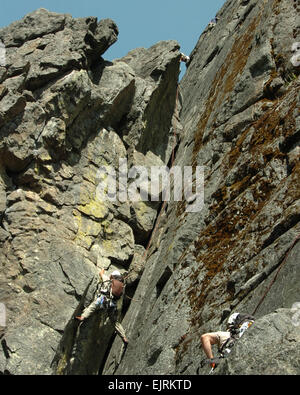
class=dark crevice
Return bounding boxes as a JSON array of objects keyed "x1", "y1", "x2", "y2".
[
  {"x1": 0, "y1": 212, "x2": 5, "y2": 230},
  {"x1": 279, "y1": 129, "x2": 300, "y2": 154},
  {"x1": 156, "y1": 266, "x2": 172, "y2": 299},
  {"x1": 234, "y1": 2, "x2": 257, "y2": 32},
  {"x1": 147, "y1": 347, "x2": 162, "y2": 366},
  {"x1": 98, "y1": 333, "x2": 116, "y2": 375},
  {"x1": 122, "y1": 282, "x2": 138, "y2": 316},
  {"x1": 50, "y1": 277, "x2": 94, "y2": 374},
  {"x1": 240, "y1": 3, "x2": 257, "y2": 24},
  {"x1": 261, "y1": 214, "x2": 300, "y2": 251},
  {"x1": 22, "y1": 284, "x2": 35, "y2": 294},
  {"x1": 1, "y1": 338, "x2": 12, "y2": 359},
  {"x1": 203, "y1": 46, "x2": 220, "y2": 69},
  {"x1": 89, "y1": 58, "x2": 110, "y2": 84}
]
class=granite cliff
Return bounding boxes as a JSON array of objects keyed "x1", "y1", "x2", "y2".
[{"x1": 0, "y1": 0, "x2": 299, "y2": 375}]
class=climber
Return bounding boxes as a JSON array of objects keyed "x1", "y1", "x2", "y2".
[
  {"x1": 180, "y1": 53, "x2": 190, "y2": 64},
  {"x1": 200, "y1": 312, "x2": 255, "y2": 370},
  {"x1": 76, "y1": 268, "x2": 129, "y2": 345},
  {"x1": 207, "y1": 17, "x2": 219, "y2": 30}
]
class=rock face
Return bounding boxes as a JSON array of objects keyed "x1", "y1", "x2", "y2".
[
  {"x1": 103, "y1": 0, "x2": 300, "y2": 375},
  {"x1": 0, "y1": 9, "x2": 180, "y2": 374},
  {"x1": 1, "y1": 0, "x2": 299, "y2": 375}
]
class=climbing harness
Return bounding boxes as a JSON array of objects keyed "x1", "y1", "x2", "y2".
[
  {"x1": 99, "y1": 276, "x2": 125, "y2": 309},
  {"x1": 94, "y1": 291, "x2": 113, "y2": 310}
]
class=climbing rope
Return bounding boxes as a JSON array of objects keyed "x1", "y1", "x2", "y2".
[{"x1": 252, "y1": 232, "x2": 300, "y2": 316}]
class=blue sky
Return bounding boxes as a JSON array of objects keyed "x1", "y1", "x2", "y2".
[{"x1": 0, "y1": 0, "x2": 225, "y2": 71}]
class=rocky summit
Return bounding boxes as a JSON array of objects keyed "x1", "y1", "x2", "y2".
[{"x1": 0, "y1": 0, "x2": 299, "y2": 375}]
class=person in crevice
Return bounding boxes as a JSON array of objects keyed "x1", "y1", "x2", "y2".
[{"x1": 76, "y1": 268, "x2": 128, "y2": 345}]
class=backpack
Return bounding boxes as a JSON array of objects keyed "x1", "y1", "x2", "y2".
[
  {"x1": 227, "y1": 312, "x2": 255, "y2": 336},
  {"x1": 220, "y1": 312, "x2": 255, "y2": 355},
  {"x1": 110, "y1": 275, "x2": 124, "y2": 300}
]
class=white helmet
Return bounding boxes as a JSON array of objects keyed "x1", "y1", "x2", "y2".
[{"x1": 111, "y1": 270, "x2": 121, "y2": 277}]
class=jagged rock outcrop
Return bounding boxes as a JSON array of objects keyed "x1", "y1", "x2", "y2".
[
  {"x1": 0, "y1": 9, "x2": 181, "y2": 374},
  {"x1": 103, "y1": 0, "x2": 300, "y2": 375},
  {"x1": 1, "y1": 0, "x2": 299, "y2": 376}
]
